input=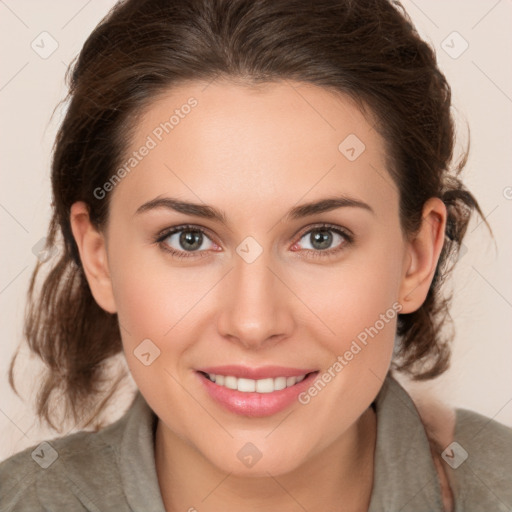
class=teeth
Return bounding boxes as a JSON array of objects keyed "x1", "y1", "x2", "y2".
[
  {"x1": 237, "y1": 378, "x2": 256, "y2": 392},
  {"x1": 256, "y1": 378, "x2": 274, "y2": 393},
  {"x1": 205, "y1": 372, "x2": 309, "y2": 393},
  {"x1": 224, "y1": 376, "x2": 237, "y2": 390},
  {"x1": 274, "y1": 376, "x2": 287, "y2": 390},
  {"x1": 286, "y1": 376, "x2": 297, "y2": 387}
]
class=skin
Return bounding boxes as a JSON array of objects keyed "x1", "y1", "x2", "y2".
[{"x1": 70, "y1": 80, "x2": 447, "y2": 512}]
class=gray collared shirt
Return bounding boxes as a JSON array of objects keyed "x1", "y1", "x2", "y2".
[{"x1": 1, "y1": 374, "x2": 511, "y2": 511}]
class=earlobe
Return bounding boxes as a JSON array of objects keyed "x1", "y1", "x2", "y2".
[
  {"x1": 399, "y1": 198, "x2": 447, "y2": 314},
  {"x1": 69, "y1": 201, "x2": 117, "y2": 314}
]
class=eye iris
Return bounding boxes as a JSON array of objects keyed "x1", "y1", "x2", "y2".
[
  {"x1": 311, "y1": 229, "x2": 332, "y2": 250},
  {"x1": 180, "y1": 230, "x2": 203, "y2": 251}
]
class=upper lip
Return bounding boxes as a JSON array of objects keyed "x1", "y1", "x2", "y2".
[{"x1": 196, "y1": 365, "x2": 317, "y2": 380}]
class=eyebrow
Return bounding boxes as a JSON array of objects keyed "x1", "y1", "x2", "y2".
[{"x1": 134, "y1": 195, "x2": 374, "y2": 224}]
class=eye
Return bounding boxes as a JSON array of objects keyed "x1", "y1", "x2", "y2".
[
  {"x1": 155, "y1": 223, "x2": 353, "y2": 260},
  {"x1": 291, "y1": 224, "x2": 352, "y2": 257},
  {"x1": 155, "y1": 225, "x2": 219, "y2": 259}
]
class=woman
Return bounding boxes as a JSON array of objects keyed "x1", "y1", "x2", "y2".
[{"x1": 1, "y1": 0, "x2": 511, "y2": 511}]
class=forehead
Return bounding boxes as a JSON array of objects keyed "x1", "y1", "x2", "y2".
[{"x1": 109, "y1": 79, "x2": 397, "y2": 224}]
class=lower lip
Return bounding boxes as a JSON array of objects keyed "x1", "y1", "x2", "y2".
[{"x1": 196, "y1": 371, "x2": 319, "y2": 417}]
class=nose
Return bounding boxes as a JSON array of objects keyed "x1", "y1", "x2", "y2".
[{"x1": 216, "y1": 249, "x2": 295, "y2": 350}]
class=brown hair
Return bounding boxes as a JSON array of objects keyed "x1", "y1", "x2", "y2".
[{"x1": 9, "y1": 0, "x2": 489, "y2": 432}]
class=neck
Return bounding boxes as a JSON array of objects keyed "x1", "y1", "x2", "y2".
[{"x1": 155, "y1": 406, "x2": 377, "y2": 512}]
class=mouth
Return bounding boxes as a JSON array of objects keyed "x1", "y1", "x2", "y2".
[
  {"x1": 198, "y1": 371, "x2": 316, "y2": 393},
  {"x1": 195, "y1": 367, "x2": 320, "y2": 417}
]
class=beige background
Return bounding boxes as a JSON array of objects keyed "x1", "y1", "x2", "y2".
[{"x1": 1, "y1": 0, "x2": 511, "y2": 461}]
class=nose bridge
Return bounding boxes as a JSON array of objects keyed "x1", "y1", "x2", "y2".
[{"x1": 217, "y1": 246, "x2": 292, "y2": 348}]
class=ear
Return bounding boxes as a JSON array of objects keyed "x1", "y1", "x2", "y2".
[
  {"x1": 399, "y1": 197, "x2": 447, "y2": 314},
  {"x1": 69, "y1": 201, "x2": 117, "y2": 314}
]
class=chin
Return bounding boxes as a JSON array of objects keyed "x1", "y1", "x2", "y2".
[{"x1": 201, "y1": 439, "x2": 310, "y2": 478}]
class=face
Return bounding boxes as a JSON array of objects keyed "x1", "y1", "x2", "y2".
[{"x1": 89, "y1": 80, "x2": 417, "y2": 476}]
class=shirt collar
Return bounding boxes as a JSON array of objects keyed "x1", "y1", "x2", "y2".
[
  {"x1": 118, "y1": 391, "x2": 166, "y2": 512},
  {"x1": 368, "y1": 374, "x2": 445, "y2": 511}
]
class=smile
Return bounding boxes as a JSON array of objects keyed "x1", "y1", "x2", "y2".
[
  {"x1": 196, "y1": 367, "x2": 320, "y2": 417},
  {"x1": 201, "y1": 372, "x2": 309, "y2": 393}
]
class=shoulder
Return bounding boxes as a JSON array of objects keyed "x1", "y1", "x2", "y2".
[
  {"x1": 417, "y1": 399, "x2": 512, "y2": 511},
  {"x1": 0, "y1": 414, "x2": 128, "y2": 511},
  {"x1": 449, "y1": 407, "x2": 512, "y2": 510}
]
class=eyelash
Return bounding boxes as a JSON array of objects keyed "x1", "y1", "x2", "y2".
[{"x1": 154, "y1": 223, "x2": 354, "y2": 260}]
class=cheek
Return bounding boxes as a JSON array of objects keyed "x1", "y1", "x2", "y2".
[
  {"x1": 300, "y1": 246, "x2": 402, "y2": 349},
  {"x1": 107, "y1": 239, "x2": 193, "y2": 349},
  {"x1": 108, "y1": 249, "x2": 205, "y2": 408},
  {"x1": 111, "y1": 265, "x2": 171, "y2": 338},
  {"x1": 107, "y1": 240, "x2": 226, "y2": 372},
  {"x1": 292, "y1": 246, "x2": 402, "y2": 430}
]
